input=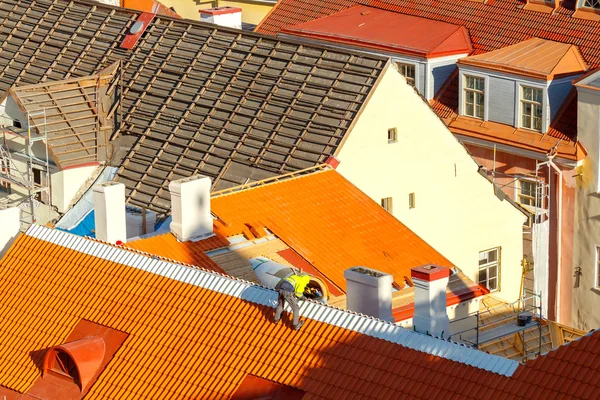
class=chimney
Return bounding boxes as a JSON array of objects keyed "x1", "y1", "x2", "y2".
[
  {"x1": 199, "y1": 7, "x2": 242, "y2": 30},
  {"x1": 344, "y1": 266, "x2": 393, "y2": 322},
  {"x1": 169, "y1": 175, "x2": 213, "y2": 242},
  {"x1": 411, "y1": 265, "x2": 451, "y2": 337},
  {"x1": 0, "y1": 207, "x2": 20, "y2": 258},
  {"x1": 93, "y1": 182, "x2": 126, "y2": 244}
]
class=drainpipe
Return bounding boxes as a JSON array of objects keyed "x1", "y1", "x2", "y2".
[{"x1": 547, "y1": 153, "x2": 562, "y2": 323}]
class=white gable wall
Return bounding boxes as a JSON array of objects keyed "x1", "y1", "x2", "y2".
[{"x1": 336, "y1": 64, "x2": 526, "y2": 302}]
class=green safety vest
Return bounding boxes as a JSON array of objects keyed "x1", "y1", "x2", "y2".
[{"x1": 285, "y1": 274, "x2": 310, "y2": 298}]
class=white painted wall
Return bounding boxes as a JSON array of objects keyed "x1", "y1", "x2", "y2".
[
  {"x1": 337, "y1": 64, "x2": 526, "y2": 302},
  {"x1": 51, "y1": 165, "x2": 98, "y2": 213},
  {"x1": 572, "y1": 85, "x2": 600, "y2": 330},
  {"x1": 0, "y1": 207, "x2": 20, "y2": 258}
]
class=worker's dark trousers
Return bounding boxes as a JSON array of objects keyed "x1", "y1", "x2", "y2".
[{"x1": 275, "y1": 289, "x2": 300, "y2": 327}]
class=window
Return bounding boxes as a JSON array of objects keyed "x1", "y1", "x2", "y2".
[
  {"x1": 388, "y1": 128, "x2": 397, "y2": 143},
  {"x1": 397, "y1": 63, "x2": 416, "y2": 87},
  {"x1": 521, "y1": 86, "x2": 543, "y2": 131},
  {"x1": 381, "y1": 197, "x2": 393, "y2": 213},
  {"x1": 464, "y1": 75, "x2": 485, "y2": 119},
  {"x1": 596, "y1": 246, "x2": 600, "y2": 288},
  {"x1": 583, "y1": 0, "x2": 600, "y2": 9},
  {"x1": 479, "y1": 248, "x2": 500, "y2": 292},
  {"x1": 408, "y1": 192, "x2": 415, "y2": 209},
  {"x1": 517, "y1": 179, "x2": 542, "y2": 208}
]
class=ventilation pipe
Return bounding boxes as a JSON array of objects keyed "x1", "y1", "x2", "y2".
[
  {"x1": 250, "y1": 257, "x2": 329, "y2": 303},
  {"x1": 411, "y1": 265, "x2": 450, "y2": 337},
  {"x1": 169, "y1": 175, "x2": 213, "y2": 242},
  {"x1": 199, "y1": 7, "x2": 242, "y2": 30},
  {"x1": 344, "y1": 266, "x2": 393, "y2": 322},
  {"x1": 93, "y1": 182, "x2": 126, "y2": 244},
  {"x1": 0, "y1": 207, "x2": 20, "y2": 258}
]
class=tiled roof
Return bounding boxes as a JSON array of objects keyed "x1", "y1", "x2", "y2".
[
  {"x1": 209, "y1": 168, "x2": 453, "y2": 290},
  {"x1": 0, "y1": 0, "x2": 386, "y2": 215},
  {"x1": 281, "y1": 5, "x2": 472, "y2": 58},
  {"x1": 125, "y1": 231, "x2": 229, "y2": 272},
  {"x1": 0, "y1": 225, "x2": 528, "y2": 398},
  {"x1": 256, "y1": 0, "x2": 600, "y2": 70},
  {"x1": 432, "y1": 71, "x2": 580, "y2": 153},
  {"x1": 457, "y1": 38, "x2": 587, "y2": 80},
  {"x1": 256, "y1": 0, "x2": 600, "y2": 146}
]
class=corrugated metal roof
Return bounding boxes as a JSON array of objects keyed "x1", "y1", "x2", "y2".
[{"x1": 282, "y1": 5, "x2": 472, "y2": 58}]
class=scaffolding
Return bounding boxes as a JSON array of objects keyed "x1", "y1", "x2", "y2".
[
  {"x1": 451, "y1": 290, "x2": 544, "y2": 362},
  {"x1": 0, "y1": 108, "x2": 51, "y2": 229}
]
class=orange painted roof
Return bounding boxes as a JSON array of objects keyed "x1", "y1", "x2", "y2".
[
  {"x1": 457, "y1": 38, "x2": 587, "y2": 80},
  {"x1": 122, "y1": 0, "x2": 180, "y2": 17},
  {"x1": 1, "y1": 226, "x2": 600, "y2": 398},
  {"x1": 211, "y1": 169, "x2": 453, "y2": 290},
  {"x1": 281, "y1": 5, "x2": 472, "y2": 59},
  {"x1": 125, "y1": 231, "x2": 229, "y2": 273}
]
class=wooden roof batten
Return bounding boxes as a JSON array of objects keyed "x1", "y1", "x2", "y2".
[
  {"x1": 9, "y1": 62, "x2": 121, "y2": 169},
  {"x1": 0, "y1": 0, "x2": 389, "y2": 214}
]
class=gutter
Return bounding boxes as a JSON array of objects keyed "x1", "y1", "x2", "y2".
[{"x1": 547, "y1": 153, "x2": 563, "y2": 323}]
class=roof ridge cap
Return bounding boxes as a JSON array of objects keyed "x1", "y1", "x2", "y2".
[{"x1": 23, "y1": 224, "x2": 520, "y2": 377}]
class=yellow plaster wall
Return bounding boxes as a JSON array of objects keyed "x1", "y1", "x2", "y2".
[
  {"x1": 217, "y1": 1, "x2": 274, "y2": 25},
  {"x1": 156, "y1": 0, "x2": 201, "y2": 20},
  {"x1": 158, "y1": 0, "x2": 274, "y2": 25},
  {"x1": 336, "y1": 64, "x2": 526, "y2": 303}
]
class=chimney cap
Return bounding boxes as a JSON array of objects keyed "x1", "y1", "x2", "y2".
[{"x1": 411, "y1": 264, "x2": 450, "y2": 282}]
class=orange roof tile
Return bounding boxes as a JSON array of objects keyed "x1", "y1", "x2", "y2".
[
  {"x1": 457, "y1": 38, "x2": 587, "y2": 80},
  {"x1": 1, "y1": 226, "x2": 600, "y2": 398},
  {"x1": 210, "y1": 169, "x2": 453, "y2": 290},
  {"x1": 125, "y1": 231, "x2": 229, "y2": 273}
]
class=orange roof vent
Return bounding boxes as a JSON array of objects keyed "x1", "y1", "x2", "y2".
[{"x1": 43, "y1": 336, "x2": 106, "y2": 392}]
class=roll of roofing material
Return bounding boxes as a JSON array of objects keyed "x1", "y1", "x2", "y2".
[{"x1": 250, "y1": 257, "x2": 328, "y2": 303}]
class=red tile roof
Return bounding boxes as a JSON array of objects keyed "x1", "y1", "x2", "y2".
[
  {"x1": 257, "y1": 0, "x2": 600, "y2": 146},
  {"x1": 257, "y1": 0, "x2": 600, "y2": 70},
  {"x1": 1, "y1": 226, "x2": 600, "y2": 398},
  {"x1": 125, "y1": 231, "x2": 229, "y2": 273},
  {"x1": 281, "y1": 5, "x2": 472, "y2": 58},
  {"x1": 210, "y1": 169, "x2": 454, "y2": 290}
]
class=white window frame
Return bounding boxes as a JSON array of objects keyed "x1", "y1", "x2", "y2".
[
  {"x1": 479, "y1": 247, "x2": 501, "y2": 292},
  {"x1": 397, "y1": 62, "x2": 417, "y2": 88},
  {"x1": 388, "y1": 127, "x2": 398, "y2": 144},
  {"x1": 595, "y1": 246, "x2": 600, "y2": 289},
  {"x1": 519, "y1": 84, "x2": 545, "y2": 133},
  {"x1": 514, "y1": 177, "x2": 543, "y2": 209},
  {"x1": 581, "y1": 0, "x2": 600, "y2": 10},
  {"x1": 459, "y1": 71, "x2": 489, "y2": 121}
]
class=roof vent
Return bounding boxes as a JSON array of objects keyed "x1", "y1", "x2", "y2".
[
  {"x1": 43, "y1": 337, "x2": 106, "y2": 392},
  {"x1": 120, "y1": 12, "x2": 156, "y2": 50},
  {"x1": 130, "y1": 21, "x2": 144, "y2": 34}
]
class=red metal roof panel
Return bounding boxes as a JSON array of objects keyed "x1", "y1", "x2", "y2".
[{"x1": 281, "y1": 5, "x2": 472, "y2": 58}]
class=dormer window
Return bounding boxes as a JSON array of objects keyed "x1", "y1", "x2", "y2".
[
  {"x1": 583, "y1": 0, "x2": 600, "y2": 9},
  {"x1": 397, "y1": 63, "x2": 416, "y2": 87},
  {"x1": 48, "y1": 350, "x2": 79, "y2": 380},
  {"x1": 520, "y1": 86, "x2": 543, "y2": 132},
  {"x1": 464, "y1": 75, "x2": 485, "y2": 119}
]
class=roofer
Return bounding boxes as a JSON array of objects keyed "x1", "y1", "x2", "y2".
[{"x1": 274, "y1": 272, "x2": 310, "y2": 330}]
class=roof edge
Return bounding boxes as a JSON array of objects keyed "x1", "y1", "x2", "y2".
[{"x1": 23, "y1": 224, "x2": 521, "y2": 377}]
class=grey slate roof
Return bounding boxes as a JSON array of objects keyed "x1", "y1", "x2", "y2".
[{"x1": 0, "y1": 0, "x2": 386, "y2": 214}]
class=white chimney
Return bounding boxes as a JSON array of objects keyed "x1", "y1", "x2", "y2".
[
  {"x1": 199, "y1": 7, "x2": 242, "y2": 30},
  {"x1": 411, "y1": 265, "x2": 451, "y2": 337},
  {"x1": 169, "y1": 175, "x2": 213, "y2": 242},
  {"x1": 93, "y1": 182, "x2": 126, "y2": 244},
  {"x1": 126, "y1": 207, "x2": 156, "y2": 238},
  {"x1": 344, "y1": 266, "x2": 393, "y2": 322},
  {"x1": 0, "y1": 207, "x2": 20, "y2": 258}
]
